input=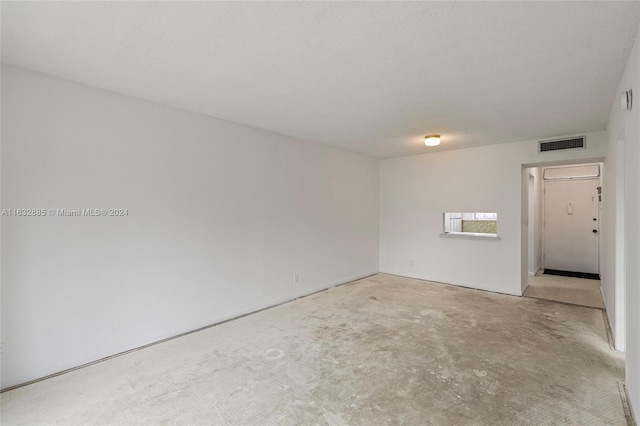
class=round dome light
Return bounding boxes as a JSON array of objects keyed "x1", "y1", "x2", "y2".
[{"x1": 424, "y1": 134, "x2": 441, "y2": 146}]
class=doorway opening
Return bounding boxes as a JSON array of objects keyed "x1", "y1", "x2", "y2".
[
  {"x1": 528, "y1": 173, "x2": 536, "y2": 278},
  {"x1": 521, "y1": 160, "x2": 605, "y2": 309},
  {"x1": 543, "y1": 164, "x2": 600, "y2": 277}
]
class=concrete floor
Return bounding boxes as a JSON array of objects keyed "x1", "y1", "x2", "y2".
[
  {"x1": 1, "y1": 274, "x2": 628, "y2": 425},
  {"x1": 524, "y1": 273, "x2": 605, "y2": 309}
]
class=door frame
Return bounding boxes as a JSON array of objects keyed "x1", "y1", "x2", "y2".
[
  {"x1": 521, "y1": 157, "x2": 604, "y2": 294},
  {"x1": 528, "y1": 173, "x2": 536, "y2": 277}
]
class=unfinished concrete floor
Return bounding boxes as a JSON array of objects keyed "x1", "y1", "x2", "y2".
[
  {"x1": 524, "y1": 273, "x2": 605, "y2": 309},
  {"x1": 1, "y1": 274, "x2": 627, "y2": 425}
]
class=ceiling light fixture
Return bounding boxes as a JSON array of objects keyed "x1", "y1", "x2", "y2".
[{"x1": 424, "y1": 134, "x2": 441, "y2": 147}]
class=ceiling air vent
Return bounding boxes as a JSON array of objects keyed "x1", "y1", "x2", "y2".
[{"x1": 539, "y1": 136, "x2": 585, "y2": 153}]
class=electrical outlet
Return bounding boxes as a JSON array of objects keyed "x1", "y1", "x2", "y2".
[
  {"x1": 0, "y1": 342, "x2": 6, "y2": 358},
  {"x1": 410, "y1": 259, "x2": 414, "y2": 266},
  {"x1": 294, "y1": 274, "x2": 300, "y2": 284}
]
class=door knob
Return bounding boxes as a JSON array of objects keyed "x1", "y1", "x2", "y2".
[{"x1": 592, "y1": 229, "x2": 598, "y2": 233}]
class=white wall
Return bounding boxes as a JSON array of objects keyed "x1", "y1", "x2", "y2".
[
  {"x1": 524, "y1": 167, "x2": 543, "y2": 281},
  {"x1": 0, "y1": 65, "x2": 379, "y2": 389},
  {"x1": 524, "y1": 166, "x2": 544, "y2": 281},
  {"x1": 602, "y1": 23, "x2": 640, "y2": 417},
  {"x1": 521, "y1": 165, "x2": 531, "y2": 290},
  {"x1": 379, "y1": 134, "x2": 605, "y2": 296},
  {"x1": 602, "y1": 148, "x2": 626, "y2": 352},
  {"x1": 533, "y1": 167, "x2": 543, "y2": 274}
]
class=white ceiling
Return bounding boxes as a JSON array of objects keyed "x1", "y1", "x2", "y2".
[{"x1": 2, "y1": 2, "x2": 639, "y2": 158}]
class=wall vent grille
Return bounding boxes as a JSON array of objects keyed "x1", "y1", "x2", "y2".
[{"x1": 539, "y1": 136, "x2": 585, "y2": 152}]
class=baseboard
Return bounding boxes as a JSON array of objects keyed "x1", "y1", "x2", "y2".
[
  {"x1": 1, "y1": 270, "x2": 379, "y2": 392},
  {"x1": 528, "y1": 266, "x2": 543, "y2": 278},
  {"x1": 379, "y1": 270, "x2": 521, "y2": 297},
  {"x1": 619, "y1": 382, "x2": 637, "y2": 426},
  {"x1": 242, "y1": 270, "x2": 378, "y2": 312},
  {"x1": 599, "y1": 285, "x2": 622, "y2": 352},
  {"x1": 523, "y1": 267, "x2": 542, "y2": 295}
]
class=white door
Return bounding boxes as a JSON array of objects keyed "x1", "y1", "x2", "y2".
[{"x1": 544, "y1": 178, "x2": 599, "y2": 274}]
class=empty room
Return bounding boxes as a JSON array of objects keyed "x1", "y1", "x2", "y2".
[{"x1": 1, "y1": 1, "x2": 639, "y2": 425}]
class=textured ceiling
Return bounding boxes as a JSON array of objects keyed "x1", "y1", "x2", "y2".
[{"x1": 2, "y1": 2, "x2": 639, "y2": 158}]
